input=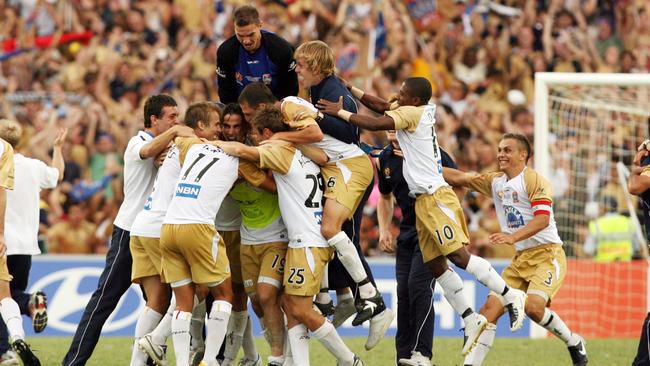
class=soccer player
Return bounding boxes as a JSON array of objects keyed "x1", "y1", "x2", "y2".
[
  {"x1": 0, "y1": 121, "x2": 64, "y2": 363},
  {"x1": 216, "y1": 5, "x2": 298, "y2": 104},
  {"x1": 0, "y1": 125, "x2": 40, "y2": 365},
  {"x1": 293, "y1": 40, "x2": 375, "y2": 326},
  {"x1": 627, "y1": 139, "x2": 650, "y2": 366},
  {"x1": 216, "y1": 104, "x2": 262, "y2": 366},
  {"x1": 376, "y1": 129, "x2": 459, "y2": 366},
  {"x1": 220, "y1": 107, "x2": 287, "y2": 365},
  {"x1": 443, "y1": 133, "x2": 588, "y2": 365},
  {"x1": 215, "y1": 105, "x2": 363, "y2": 366},
  {"x1": 160, "y1": 131, "x2": 268, "y2": 366},
  {"x1": 130, "y1": 102, "x2": 221, "y2": 366},
  {"x1": 317, "y1": 77, "x2": 527, "y2": 355},
  {"x1": 238, "y1": 83, "x2": 393, "y2": 350},
  {"x1": 63, "y1": 95, "x2": 194, "y2": 366}
]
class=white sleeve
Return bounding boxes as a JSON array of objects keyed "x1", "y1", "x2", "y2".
[
  {"x1": 34, "y1": 159, "x2": 59, "y2": 189},
  {"x1": 125, "y1": 137, "x2": 150, "y2": 162}
]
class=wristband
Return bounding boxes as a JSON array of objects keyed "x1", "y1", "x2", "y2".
[
  {"x1": 337, "y1": 110, "x2": 353, "y2": 122},
  {"x1": 350, "y1": 86, "x2": 365, "y2": 100}
]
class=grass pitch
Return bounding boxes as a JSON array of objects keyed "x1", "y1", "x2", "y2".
[{"x1": 28, "y1": 336, "x2": 637, "y2": 365}]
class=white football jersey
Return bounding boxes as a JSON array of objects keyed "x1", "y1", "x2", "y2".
[
  {"x1": 131, "y1": 145, "x2": 181, "y2": 238},
  {"x1": 114, "y1": 131, "x2": 157, "y2": 231},
  {"x1": 164, "y1": 139, "x2": 238, "y2": 225},
  {"x1": 6, "y1": 154, "x2": 58, "y2": 255},
  {"x1": 386, "y1": 103, "x2": 449, "y2": 196},
  {"x1": 281, "y1": 96, "x2": 364, "y2": 162},
  {"x1": 258, "y1": 142, "x2": 328, "y2": 248},
  {"x1": 469, "y1": 167, "x2": 563, "y2": 251},
  {"x1": 214, "y1": 195, "x2": 242, "y2": 231}
]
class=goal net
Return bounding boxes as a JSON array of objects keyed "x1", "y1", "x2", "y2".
[{"x1": 533, "y1": 72, "x2": 650, "y2": 338}]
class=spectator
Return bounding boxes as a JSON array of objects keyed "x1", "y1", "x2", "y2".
[{"x1": 47, "y1": 202, "x2": 99, "y2": 254}]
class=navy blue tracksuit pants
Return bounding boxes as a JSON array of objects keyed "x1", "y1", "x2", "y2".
[
  {"x1": 62, "y1": 225, "x2": 133, "y2": 366},
  {"x1": 395, "y1": 228, "x2": 435, "y2": 364}
]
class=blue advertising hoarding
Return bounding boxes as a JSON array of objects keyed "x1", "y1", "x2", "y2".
[{"x1": 25, "y1": 256, "x2": 529, "y2": 338}]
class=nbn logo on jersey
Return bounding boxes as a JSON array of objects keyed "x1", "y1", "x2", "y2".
[
  {"x1": 314, "y1": 211, "x2": 323, "y2": 225},
  {"x1": 176, "y1": 183, "x2": 201, "y2": 198}
]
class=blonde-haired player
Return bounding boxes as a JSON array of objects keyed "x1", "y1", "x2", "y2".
[
  {"x1": 443, "y1": 133, "x2": 587, "y2": 366},
  {"x1": 216, "y1": 105, "x2": 363, "y2": 366},
  {"x1": 0, "y1": 120, "x2": 40, "y2": 365},
  {"x1": 318, "y1": 77, "x2": 527, "y2": 356},
  {"x1": 130, "y1": 102, "x2": 222, "y2": 366},
  {"x1": 160, "y1": 131, "x2": 264, "y2": 366}
]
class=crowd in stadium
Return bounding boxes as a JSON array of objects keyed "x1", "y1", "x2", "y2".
[{"x1": 1, "y1": 0, "x2": 648, "y2": 259}]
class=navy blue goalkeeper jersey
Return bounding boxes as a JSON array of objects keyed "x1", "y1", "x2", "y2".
[{"x1": 216, "y1": 30, "x2": 298, "y2": 104}]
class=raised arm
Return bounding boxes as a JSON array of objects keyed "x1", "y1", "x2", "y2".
[
  {"x1": 317, "y1": 97, "x2": 395, "y2": 131},
  {"x1": 140, "y1": 125, "x2": 195, "y2": 159},
  {"x1": 442, "y1": 167, "x2": 476, "y2": 188},
  {"x1": 629, "y1": 150, "x2": 650, "y2": 195},
  {"x1": 51, "y1": 128, "x2": 67, "y2": 182}
]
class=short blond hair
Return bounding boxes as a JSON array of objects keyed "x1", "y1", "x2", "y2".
[
  {"x1": 0, "y1": 119, "x2": 22, "y2": 148},
  {"x1": 294, "y1": 41, "x2": 336, "y2": 78}
]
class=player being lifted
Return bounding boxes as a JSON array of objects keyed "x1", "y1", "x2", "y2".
[
  {"x1": 317, "y1": 77, "x2": 527, "y2": 355},
  {"x1": 238, "y1": 83, "x2": 393, "y2": 349},
  {"x1": 443, "y1": 133, "x2": 588, "y2": 366},
  {"x1": 159, "y1": 117, "x2": 266, "y2": 366},
  {"x1": 216, "y1": 105, "x2": 363, "y2": 366},
  {"x1": 130, "y1": 102, "x2": 221, "y2": 366}
]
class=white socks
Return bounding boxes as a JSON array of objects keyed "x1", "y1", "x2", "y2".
[
  {"x1": 465, "y1": 255, "x2": 508, "y2": 297},
  {"x1": 223, "y1": 310, "x2": 249, "y2": 364},
  {"x1": 130, "y1": 306, "x2": 163, "y2": 366},
  {"x1": 151, "y1": 296, "x2": 176, "y2": 345},
  {"x1": 202, "y1": 300, "x2": 232, "y2": 363},
  {"x1": 328, "y1": 232, "x2": 371, "y2": 287},
  {"x1": 436, "y1": 269, "x2": 472, "y2": 317},
  {"x1": 0, "y1": 298, "x2": 23, "y2": 341},
  {"x1": 288, "y1": 324, "x2": 310, "y2": 366},
  {"x1": 337, "y1": 291, "x2": 353, "y2": 303},
  {"x1": 242, "y1": 316, "x2": 259, "y2": 360},
  {"x1": 171, "y1": 310, "x2": 192, "y2": 366},
  {"x1": 464, "y1": 323, "x2": 496, "y2": 365},
  {"x1": 539, "y1": 308, "x2": 580, "y2": 346},
  {"x1": 190, "y1": 299, "x2": 206, "y2": 349},
  {"x1": 311, "y1": 321, "x2": 355, "y2": 366}
]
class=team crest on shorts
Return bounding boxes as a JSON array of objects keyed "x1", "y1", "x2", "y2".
[
  {"x1": 262, "y1": 73, "x2": 272, "y2": 84},
  {"x1": 383, "y1": 167, "x2": 391, "y2": 178}
]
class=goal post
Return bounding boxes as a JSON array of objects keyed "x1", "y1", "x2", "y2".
[{"x1": 533, "y1": 72, "x2": 650, "y2": 338}]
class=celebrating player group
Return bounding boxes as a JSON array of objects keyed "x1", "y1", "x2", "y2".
[{"x1": 9, "y1": 4, "x2": 588, "y2": 366}]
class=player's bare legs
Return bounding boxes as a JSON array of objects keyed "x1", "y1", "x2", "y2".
[
  {"x1": 256, "y1": 283, "x2": 284, "y2": 360},
  {"x1": 284, "y1": 295, "x2": 360, "y2": 366}
]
